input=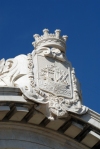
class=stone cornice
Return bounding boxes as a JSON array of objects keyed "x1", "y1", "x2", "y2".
[{"x1": 0, "y1": 86, "x2": 99, "y2": 148}]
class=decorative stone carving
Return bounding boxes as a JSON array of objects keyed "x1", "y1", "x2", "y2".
[{"x1": 0, "y1": 29, "x2": 88, "y2": 120}]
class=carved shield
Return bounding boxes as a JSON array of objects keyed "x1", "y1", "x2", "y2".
[{"x1": 35, "y1": 55, "x2": 73, "y2": 98}]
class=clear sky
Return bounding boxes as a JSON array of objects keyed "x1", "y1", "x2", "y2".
[{"x1": 0, "y1": 0, "x2": 100, "y2": 113}]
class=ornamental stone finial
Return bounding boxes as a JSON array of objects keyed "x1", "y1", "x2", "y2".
[
  {"x1": 62, "y1": 35, "x2": 68, "y2": 42},
  {"x1": 43, "y1": 29, "x2": 49, "y2": 37},
  {"x1": 55, "y1": 29, "x2": 61, "y2": 38},
  {"x1": 33, "y1": 34, "x2": 40, "y2": 42}
]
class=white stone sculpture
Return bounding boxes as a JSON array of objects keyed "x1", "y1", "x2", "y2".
[{"x1": 0, "y1": 29, "x2": 88, "y2": 120}]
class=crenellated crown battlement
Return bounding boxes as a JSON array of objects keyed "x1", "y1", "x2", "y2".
[{"x1": 32, "y1": 29, "x2": 68, "y2": 52}]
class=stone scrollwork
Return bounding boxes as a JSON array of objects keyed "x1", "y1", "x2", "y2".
[
  {"x1": 0, "y1": 57, "x2": 18, "y2": 86},
  {"x1": 35, "y1": 46, "x2": 66, "y2": 62},
  {"x1": 0, "y1": 29, "x2": 88, "y2": 120},
  {"x1": 0, "y1": 58, "x2": 5, "y2": 73}
]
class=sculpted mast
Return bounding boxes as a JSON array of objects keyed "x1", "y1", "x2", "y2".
[{"x1": 0, "y1": 29, "x2": 88, "y2": 120}]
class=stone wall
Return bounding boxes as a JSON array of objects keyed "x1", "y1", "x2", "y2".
[{"x1": 0, "y1": 122, "x2": 87, "y2": 149}]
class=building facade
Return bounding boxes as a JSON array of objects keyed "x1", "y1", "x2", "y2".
[{"x1": 0, "y1": 29, "x2": 99, "y2": 149}]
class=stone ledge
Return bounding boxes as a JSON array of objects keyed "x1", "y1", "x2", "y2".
[
  {"x1": 0, "y1": 87, "x2": 99, "y2": 148},
  {"x1": 70, "y1": 108, "x2": 100, "y2": 130}
]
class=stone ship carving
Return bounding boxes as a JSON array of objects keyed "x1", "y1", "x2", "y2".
[{"x1": 0, "y1": 29, "x2": 88, "y2": 120}]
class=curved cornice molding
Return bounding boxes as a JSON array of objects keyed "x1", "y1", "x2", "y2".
[{"x1": 0, "y1": 87, "x2": 99, "y2": 149}]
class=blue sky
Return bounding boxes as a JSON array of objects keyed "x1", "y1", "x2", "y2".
[{"x1": 0, "y1": 0, "x2": 100, "y2": 113}]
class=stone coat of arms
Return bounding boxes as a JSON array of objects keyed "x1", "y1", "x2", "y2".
[{"x1": 0, "y1": 29, "x2": 88, "y2": 120}]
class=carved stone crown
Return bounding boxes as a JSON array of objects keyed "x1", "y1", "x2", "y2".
[{"x1": 32, "y1": 29, "x2": 68, "y2": 52}]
